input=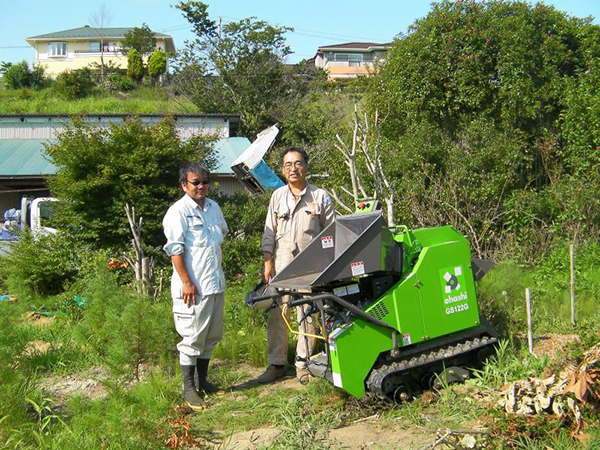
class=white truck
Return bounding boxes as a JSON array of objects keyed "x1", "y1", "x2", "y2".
[{"x1": 0, "y1": 197, "x2": 58, "y2": 255}]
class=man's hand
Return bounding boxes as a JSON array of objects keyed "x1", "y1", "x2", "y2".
[
  {"x1": 182, "y1": 280, "x2": 198, "y2": 307},
  {"x1": 263, "y1": 256, "x2": 275, "y2": 283},
  {"x1": 171, "y1": 254, "x2": 198, "y2": 307}
]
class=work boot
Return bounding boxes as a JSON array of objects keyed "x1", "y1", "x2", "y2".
[
  {"x1": 196, "y1": 358, "x2": 224, "y2": 395},
  {"x1": 256, "y1": 364, "x2": 286, "y2": 384},
  {"x1": 181, "y1": 365, "x2": 205, "y2": 411},
  {"x1": 295, "y1": 366, "x2": 310, "y2": 381}
]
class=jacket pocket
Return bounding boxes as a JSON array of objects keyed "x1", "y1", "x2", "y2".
[{"x1": 188, "y1": 217, "x2": 209, "y2": 247}]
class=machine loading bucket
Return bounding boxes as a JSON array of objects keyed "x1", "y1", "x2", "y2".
[{"x1": 269, "y1": 211, "x2": 402, "y2": 290}]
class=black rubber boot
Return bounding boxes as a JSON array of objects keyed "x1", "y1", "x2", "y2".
[
  {"x1": 196, "y1": 359, "x2": 224, "y2": 395},
  {"x1": 181, "y1": 365, "x2": 205, "y2": 410}
]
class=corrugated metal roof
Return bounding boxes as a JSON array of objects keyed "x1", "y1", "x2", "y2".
[
  {"x1": 0, "y1": 138, "x2": 251, "y2": 177},
  {"x1": 0, "y1": 140, "x2": 57, "y2": 176},
  {"x1": 27, "y1": 26, "x2": 171, "y2": 40}
]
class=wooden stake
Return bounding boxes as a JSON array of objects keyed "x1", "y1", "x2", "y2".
[
  {"x1": 526, "y1": 288, "x2": 537, "y2": 358},
  {"x1": 570, "y1": 244, "x2": 576, "y2": 326}
]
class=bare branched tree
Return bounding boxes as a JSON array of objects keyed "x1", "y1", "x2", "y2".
[
  {"x1": 89, "y1": 2, "x2": 113, "y2": 82},
  {"x1": 333, "y1": 105, "x2": 396, "y2": 226},
  {"x1": 123, "y1": 204, "x2": 163, "y2": 300}
]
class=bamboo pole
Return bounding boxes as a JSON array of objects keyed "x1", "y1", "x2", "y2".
[
  {"x1": 526, "y1": 288, "x2": 537, "y2": 358},
  {"x1": 570, "y1": 244, "x2": 576, "y2": 326}
]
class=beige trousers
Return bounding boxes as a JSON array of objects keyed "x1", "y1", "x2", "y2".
[
  {"x1": 173, "y1": 292, "x2": 225, "y2": 366},
  {"x1": 267, "y1": 297, "x2": 316, "y2": 367}
]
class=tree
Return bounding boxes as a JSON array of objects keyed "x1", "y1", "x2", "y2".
[
  {"x1": 89, "y1": 2, "x2": 113, "y2": 83},
  {"x1": 0, "y1": 61, "x2": 12, "y2": 74},
  {"x1": 127, "y1": 49, "x2": 145, "y2": 81},
  {"x1": 148, "y1": 48, "x2": 167, "y2": 81},
  {"x1": 364, "y1": 0, "x2": 600, "y2": 258},
  {"x1": 46, "y1": 118, "x2": 216, "y2": 253},
  {"x1": 2, "y1": 61, "x2": 47, "y2": 90},
  {"x1": 173, "y1": 1, "x2": 305, "y2": 137},
  {"x1": 122, "y1": 24, "x2": 157, "y2": 55}
]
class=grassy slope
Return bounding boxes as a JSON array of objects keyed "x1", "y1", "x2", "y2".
[
  {"x1": 0, "y1": 87, "x2": 199, "y2": 115},
  {"x1": 1, "y1": 273, "x2": 599, "y2": 448}
]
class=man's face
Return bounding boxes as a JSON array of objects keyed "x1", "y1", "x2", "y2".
[
  {"x1": 282, "y1": 151, "x2": 307, "y2": 185},
  {"x1": 181, "y1": 171, "x2": 210, "y2": 205}
]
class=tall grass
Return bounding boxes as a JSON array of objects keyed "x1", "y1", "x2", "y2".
[
  {"x1": 0, "y1": 87, "x2": 199, "y2": 115},
  {"x1": 213, "y1": 275, "x2": 269, "y2": 366},
  {"x1": 478, "y1": 241, "x2": 600, "y2": 336},
  {"x1": 471, "y1": 339, "x2": 549, "y2": 388}
]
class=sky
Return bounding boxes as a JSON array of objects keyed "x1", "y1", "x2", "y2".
[{"x1": 2, "y1": 0, "x2": 600, "y2": 66}]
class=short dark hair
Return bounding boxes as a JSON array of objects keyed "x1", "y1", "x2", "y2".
[
  {"x1": 179, "y1": 161, "x2": 210, "y2": 184},
  {"x1": 280, "y1": 146, "x2": 309, "y2": 166}
]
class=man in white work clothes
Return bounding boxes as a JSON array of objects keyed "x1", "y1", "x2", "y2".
[
  {"x1": 258, "y1": 147, "x2": 335, "y2": 383},
  {"x1": 163, "y1": 162, "x2": 228, "y2": 410}
]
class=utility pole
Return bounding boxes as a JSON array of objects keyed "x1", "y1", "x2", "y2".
[{"x1": 218, "y1": 17, "x2": 222, "y2": 39}]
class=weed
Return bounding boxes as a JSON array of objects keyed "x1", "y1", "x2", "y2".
[
  {"x1": 271, "y1": 394, "x2": 337, "y2": 449},
  {"x1": 26, "y1": 396, "x2": 70, "y2": 447},
  {"x1": 213, "y1": 281, "x2": 268, "y2": 366},
  {"x1": 471, "y1": 339, "x2": 549, "y2": 388}
]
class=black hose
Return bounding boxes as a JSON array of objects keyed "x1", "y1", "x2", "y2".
[
  {"x1": 288, "y1": 294, "x2": 397, "y2": 333},
  {"x1": 288, "y1": 293, "x2": 401, "y2": 358}
]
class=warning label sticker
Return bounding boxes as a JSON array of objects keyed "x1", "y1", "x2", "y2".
[
  {"x1": 351, "y1": 261, "x2": 365, "y2": 276},
  {"x1": 321, "y1": 236, "x2": 334, "y2": 249}
]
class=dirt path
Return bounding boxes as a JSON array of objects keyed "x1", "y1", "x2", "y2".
[{"x1": 34, "y1": 333, "x2": 580, "y2": 449}]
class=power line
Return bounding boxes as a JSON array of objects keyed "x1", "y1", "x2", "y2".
[
  {"x1": 0, "y1": 46, "x2": 30, "y2": 49},
  {"x1": 157, "y1": 16, "x2": 389, "y2": 43},
  {"x1": 219, "y1": 15, "x2": 388, "y2": 42}
]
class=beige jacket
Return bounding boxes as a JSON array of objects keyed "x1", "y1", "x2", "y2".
[{"x1": 261, "y1": 183, "x2": 335, "y2": 273}]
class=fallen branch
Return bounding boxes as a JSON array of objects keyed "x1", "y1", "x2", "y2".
[{"x1": 351, "y1": 413, "x2": 379, "y2": 424}]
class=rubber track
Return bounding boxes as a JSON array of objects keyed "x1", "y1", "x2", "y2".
[{"x1": 366, "y1": 335, "x2": 498, "y2": 401}]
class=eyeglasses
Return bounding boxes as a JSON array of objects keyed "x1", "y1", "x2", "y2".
[
  {"x1": 283, "y1": 161, "x2": 306, "y2": 170},
  {"x1": 186, "y1": 179, "x2": 209, "y2": 186}
]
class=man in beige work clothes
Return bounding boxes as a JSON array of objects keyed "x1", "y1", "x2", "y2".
[{"x1": 257, "y1": 147, "x2": 335, "y2": 383}]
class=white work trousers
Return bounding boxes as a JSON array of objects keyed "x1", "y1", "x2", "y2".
[
  {"x1": 267, "y1": 299, "x2": 316, "y2": 367},
  {"x1": 172, "y1": 292, "x2": 225, "y2": 366}
]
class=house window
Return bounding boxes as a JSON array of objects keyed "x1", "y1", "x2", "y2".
[
  {"x1": 89, "y1": 41, "x2": 100, "y2": 52},
  {"x1": 48, "y1": 42, "x2": 67, "y2": 57},
  {"x1": 334, "y1": 53, "x2": 363, "y2": 65}
]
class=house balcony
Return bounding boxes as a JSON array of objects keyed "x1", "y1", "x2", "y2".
[{"x1": 74, "y1": 50, "x2": 123, "y2": 56}]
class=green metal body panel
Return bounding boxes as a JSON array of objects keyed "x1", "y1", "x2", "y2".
[
  {"x1": 328, "y1": 225, "x2": 482, "y2": 398},
  {"x1": 329, "y1": 320, "x2": 392, "y2": 398},
  {"x1": 411, "y1": 227, "x2": 481, "y2": 338}
]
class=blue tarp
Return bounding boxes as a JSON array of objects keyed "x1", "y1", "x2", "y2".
[{"x1": 250, "y1": 160, "x2": 284, "y2": 191}]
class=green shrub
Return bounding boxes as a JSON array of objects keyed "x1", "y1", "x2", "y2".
[
  {"x1": 4, "y1": 62, "x2": 33, "y2": 89},
  {"x1": 215, "y1": 192, "x2": 269, "y2": 280},
  {"x1": 3, "y1": 61, "x2": 47, "y2": 90},
  {"x1": 0, "y1": 230, "x2": 81, "y2": 297},
  {"x1": 0, "y1": 300, "x2": 36, "y2": 444},
  {"x1": 106, "y1": 73, "x2": 136, "y2": 92},
  {"x1": 74, "y1": 267, "x2": 177, "y2": 379},
  {"x1": 148, "y1": 49, "x2": 167, "y2": 79},
  {"x1": 46, "y1": 118, "x2": 216, "y2": 254},
  {"x1": 127, "y1": 49, "x2": 144, "y2": 81},
  {"x1": 54, "y1": 68, "x2": 95, "y2": 99}
]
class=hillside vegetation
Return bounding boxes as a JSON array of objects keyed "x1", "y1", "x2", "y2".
[{"x1": 0, "y1": 87, "x2": 199, "y2": 115}]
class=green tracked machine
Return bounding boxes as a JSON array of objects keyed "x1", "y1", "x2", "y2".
[{"x1": 250, "y1": 203, "x2": 498, "y2": 403}]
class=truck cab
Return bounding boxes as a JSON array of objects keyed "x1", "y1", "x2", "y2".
[{"x1": 1, "y1": 197, "x2": 58, "y2": 253}]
